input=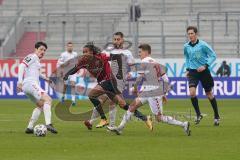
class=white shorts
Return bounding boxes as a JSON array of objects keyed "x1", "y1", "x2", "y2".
[
  {"x1": 138, "y1": 96, "x2": 163, "y2": 115},
  {"x1": 22, "y1": 82, "x2": 45, "y2": 103},
  {"x1": 64, "y1": 74, "x2": 77, "y2": 84},
  {"x1": 69, "y1": 74, "x2": 77, "y2": 82}
]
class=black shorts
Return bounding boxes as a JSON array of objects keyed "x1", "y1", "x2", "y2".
[
  {"x1": 188, "y1": 69, "x2": 214, "y2": 92},
  {"x1": 99, "y1": 79, "x2": 121, "y2": 100}
]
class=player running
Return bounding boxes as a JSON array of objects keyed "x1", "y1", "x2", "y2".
[
  {"x1": 57, "y1": 42, "x2": 78, "y2": 106},
  {"x1": 17, "y1": 41, "x2": 58, "y2": 134},
  {"x1": 63, "y1": 42, "x2": 152, "y2": 130},
  {"x1": 87, "y1": 32, "x2": 136, "y2": 128},
  {"x1": 107, "y1": 44, "x2": 191, "y2": 136}
]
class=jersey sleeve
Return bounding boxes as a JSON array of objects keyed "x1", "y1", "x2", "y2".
[
  {"x1": 100, "y1": 53, "x2": 110, "y2": 61},
  {"x1": 73, "y1": 52, "x2": 78, "y2": 58},
  {"x1": 183, "y1": 45, "x2": 190, "y2": 70},
  {"x1": 203, "y1": 43, "x2": 217, "y2": 66},
  {"x1": 57, "y1": 53, "x2": 65, "y2": 67},
  {"x1": 22, "y1": 55, "x2": 36, "y2": 67},
  {"x1": 102, "y1": 49, "x2": 111, "y2": 56},
  {"x1": 17, "y1": 63, "x2": 26, "y2": 83},
  {"x1": 126, "y1": 51, "x2": 135, "y2": 65},
  {"x1": 154, "y1": 63, "x2": 166, "y2": 77}
]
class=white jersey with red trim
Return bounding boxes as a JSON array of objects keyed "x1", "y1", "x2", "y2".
[
  {"x1": 141, "y1": 56, "x2": 157, "y2": 63},
  {"x1": 103, "y1": 48, "x2": 134, "y2": 91},
  {"x1": 137, "y1": 56, "x2": 158, "y2": 76},
  {"x1": 138, "y1": 56, "x2": 167, "y2": 92},
  {"x1": 138, "y1": 56, "x2": 164, "y2": 115},
  {"x1": 140, "y1": 56, "x2": 166, "y2": 78},
  {"x1": 57, "y1": 51, "x2": 78, "y2": 68},
  {"x1": 103, "y1": 48, "x2": 135, "y2": 64},
  {"x1": 57, "y1": 51, "x2": 78, "y2": 82},
  {"x1": 22, "y1": 53, "x2": 41, "y2": 84}
]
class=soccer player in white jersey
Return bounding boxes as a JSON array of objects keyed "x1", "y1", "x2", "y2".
[
  {"x1": 17, "y1": 42, "x2": 57, "y2": 134},
  {"x1": 57, "y1": 42, "x2": 78, "y2": 106},
  {"x1": 108, "y1": 44, "x2": 191, "y2": 136},
  {"x1": 84, "y1": 32, "x2": 142, "y2": 129}
]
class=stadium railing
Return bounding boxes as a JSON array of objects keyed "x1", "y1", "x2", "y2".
[
  {"x1": 0, "y1": 10, "x2": 24, "y2": 59},
  {"x1": 197, "y1": 11, "x2": 240, "y2": 35},
  {"x1": 197, "y1": 11, "x2": 240, "y2": 57}
]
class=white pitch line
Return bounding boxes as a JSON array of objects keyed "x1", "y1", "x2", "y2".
[{"x1": 0, "y1": 119, "x2": 25, "y2": 122}]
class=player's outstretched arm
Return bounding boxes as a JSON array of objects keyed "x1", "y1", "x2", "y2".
[
  {"x1": 17, "y1": 63, "x2": 26, "y2": 93},
  {"x1": 63, "y1": 66, "x2": 79, "y2": 81},
  {"x1": 132, "y1": 73, "x2": 145, "y2": 94}
]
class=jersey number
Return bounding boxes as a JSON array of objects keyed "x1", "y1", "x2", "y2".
[{"x1": 24, "y1": 57, "x2": 32, "y2": 63}]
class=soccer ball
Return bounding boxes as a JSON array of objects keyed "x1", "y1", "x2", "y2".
[{"x1": 34, "y1": 124, "x2": 47, "y2": 137}]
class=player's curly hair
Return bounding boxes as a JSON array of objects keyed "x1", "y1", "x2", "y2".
[{"x1": 84, "y1": 42, "x2": 102, "y2": 54}]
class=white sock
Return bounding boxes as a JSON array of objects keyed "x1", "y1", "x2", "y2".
[
  {"x1": 161, "y1": 115, "x2": 184, "y2": 127},
  {"x1": 109, "y1": 106, "x2": 117, "y2": 127},
  {"x1": 56, "y1": 92, "x2": 62, "y2": 100},
  {"x1": 118, "y1": 110, "x2": 133, "y2": 130},
  {"x1": 89, "y1": 108, "x2": 99, "y2": 124},
  {"x1": 61, "y1": 94, "x2": 65, "y2": 100},
  {"x1": 72, "y1": 94, "x2": 76, "y2": 102},
  {"x1": 43, "y1": 103, "x2": 52, "y2": 125},
  {"x1": 27, "y1": 107, "x2": 42, "y2": 129},
  {"x1": 71, "y1": 87, "x2": 76, "y2": 102}
]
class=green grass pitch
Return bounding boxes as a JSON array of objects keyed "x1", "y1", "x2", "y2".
[{"x1": 0, "y1": 99, "x2": 239, "y2": 160}]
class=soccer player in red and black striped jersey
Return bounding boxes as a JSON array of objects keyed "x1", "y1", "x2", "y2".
[{"x1": 64, "y1": 43, "x2": 152, "y2": 129}]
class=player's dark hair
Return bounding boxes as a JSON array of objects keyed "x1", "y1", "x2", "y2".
[
  {"x1": 114, "y1": 32, "x2": 124, "y2": 38},
  {"x1": 35, "y1": 41, "x2": 48, "y2": 49},
  {"x1": 186, "y1": 26, "x2": 198, "y2": 33},
  {"x1": 84, "y1": 42, "x2": 101, "y2": 54},
  {"x1": 67, "y1": 41, "x2": 73, "y2": 45},
  {"x1": 139, "y1": 43, "x2": 151, "y2": 54}
]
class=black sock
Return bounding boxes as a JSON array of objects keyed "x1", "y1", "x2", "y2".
[
  {"x1": 89, "y1": 97, "x2": 106, "y2": 120},
  {"x1": 209, "y1": 97, "x2": 220, "y2": 119},
  {"x1": 191, "y1": 97, "x2": 201, "y2": 116},
  {"x1": 95, "y1": 105, "x2": 106, "y2": 120},
  {"x1": 123, "y1": 104, "x2": 129, "y2": 110},
  {"x1": 134, "y1": 110, "x2": 147, "y2": 121}
]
